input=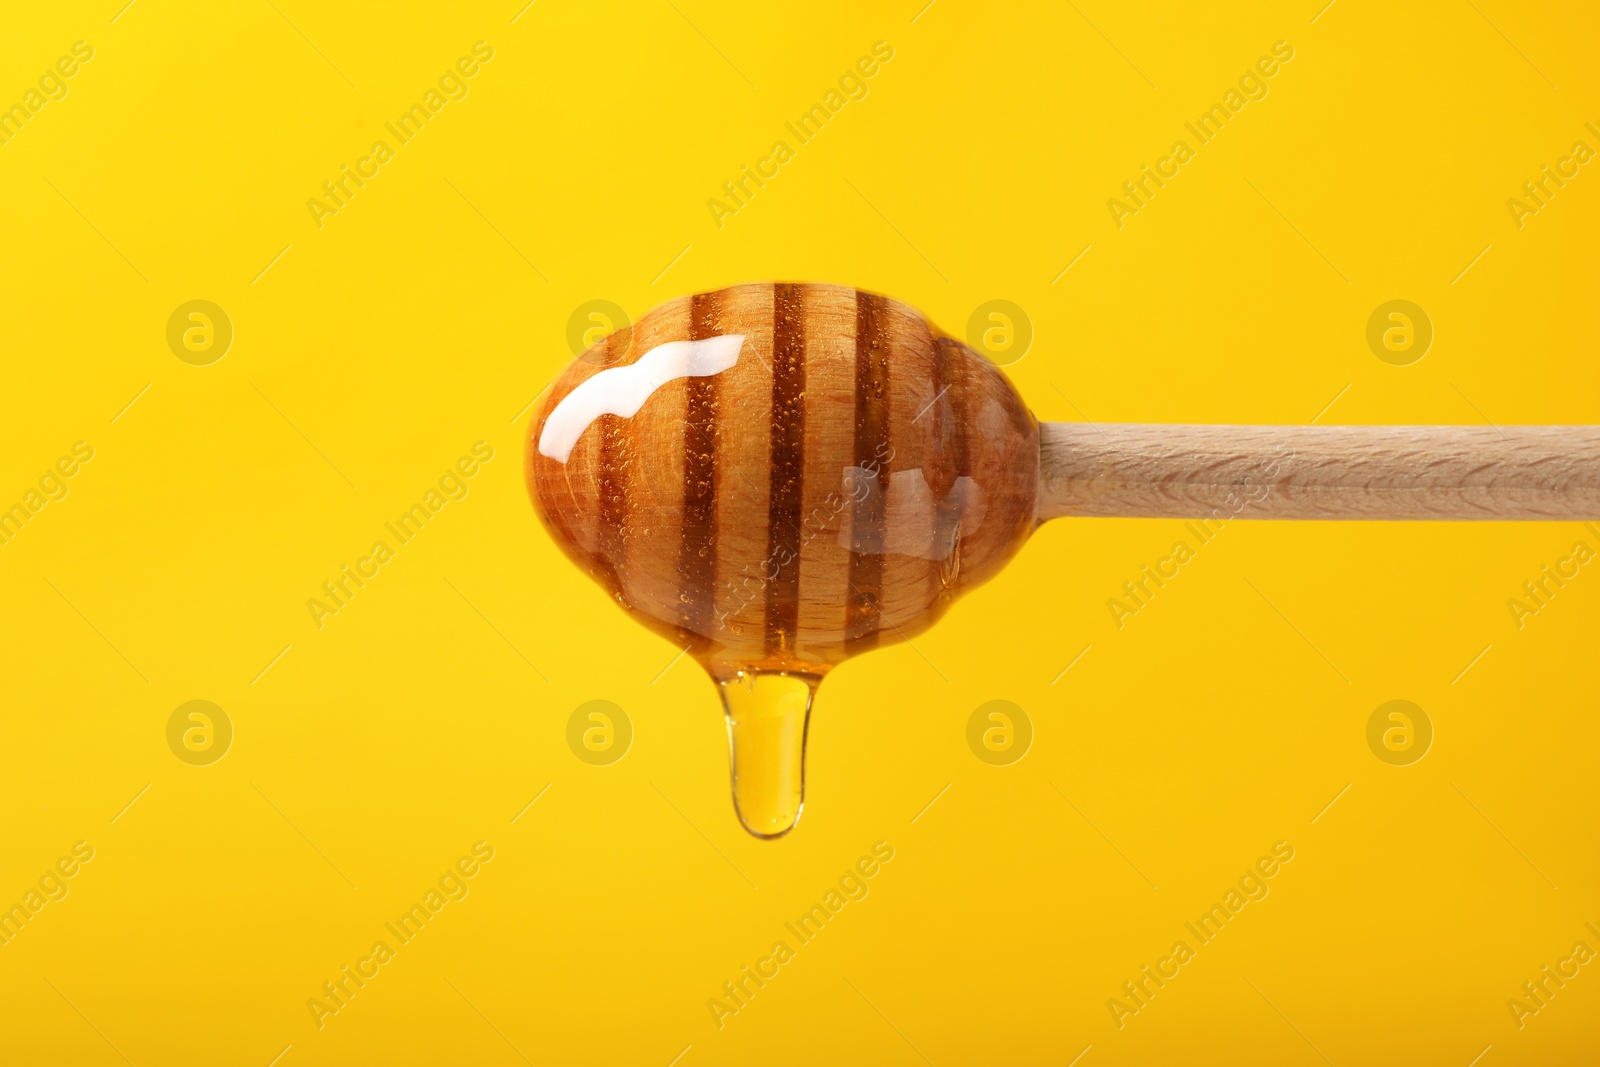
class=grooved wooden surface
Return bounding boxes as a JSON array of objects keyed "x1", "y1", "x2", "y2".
[
  {"x1": 527, "y1": 283, "x2": 1039, "y2": 677},
  {"x1": 1038, "y1": 422, "x2": 1600, "y2": 521}
]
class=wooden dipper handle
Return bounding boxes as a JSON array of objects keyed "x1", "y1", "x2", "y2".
[{"x1": 1038, "y1": 423, "x2": 1600, "y2": 521}]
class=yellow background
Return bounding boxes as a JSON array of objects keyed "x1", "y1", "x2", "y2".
[{"x1": 1, "y1": 0, "x2": 1597, "y2": 1063}]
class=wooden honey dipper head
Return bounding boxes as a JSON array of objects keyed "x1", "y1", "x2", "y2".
[
  {"x1": 529, "y1": 282, "x2": 1600, "y2": 838},
  {"x1": 527, "y1": 282, "x2": 1038, "y2": 837}
]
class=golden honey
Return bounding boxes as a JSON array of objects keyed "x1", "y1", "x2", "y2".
[{"x1": 527, "y1": 283, "x2": 1039, "y2": 836}]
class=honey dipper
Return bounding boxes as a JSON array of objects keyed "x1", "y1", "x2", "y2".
[{"x1": 526, "y1": 282, "x2": 1600, "y2": 838}]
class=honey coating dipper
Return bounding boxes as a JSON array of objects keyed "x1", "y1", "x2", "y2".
[{"x1": 526, "y1": 282, "x2": 1600, "y2": 838}]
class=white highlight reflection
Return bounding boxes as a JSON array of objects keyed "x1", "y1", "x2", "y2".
[{"x1": 538, "y1": 334, "x2": 745, "y2": 462}]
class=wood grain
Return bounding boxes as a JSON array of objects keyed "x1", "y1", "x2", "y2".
[
  {"x1": 1038, "y1": 422, "x2": 1600, "y2": 521},
  {"x1": 530, "y1": 282, "x2": 1600, "y2": 685}
]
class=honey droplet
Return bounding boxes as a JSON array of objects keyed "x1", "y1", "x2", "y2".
[{"x1": 718, "y1": 671, "x2": 817, "y2": 839}]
